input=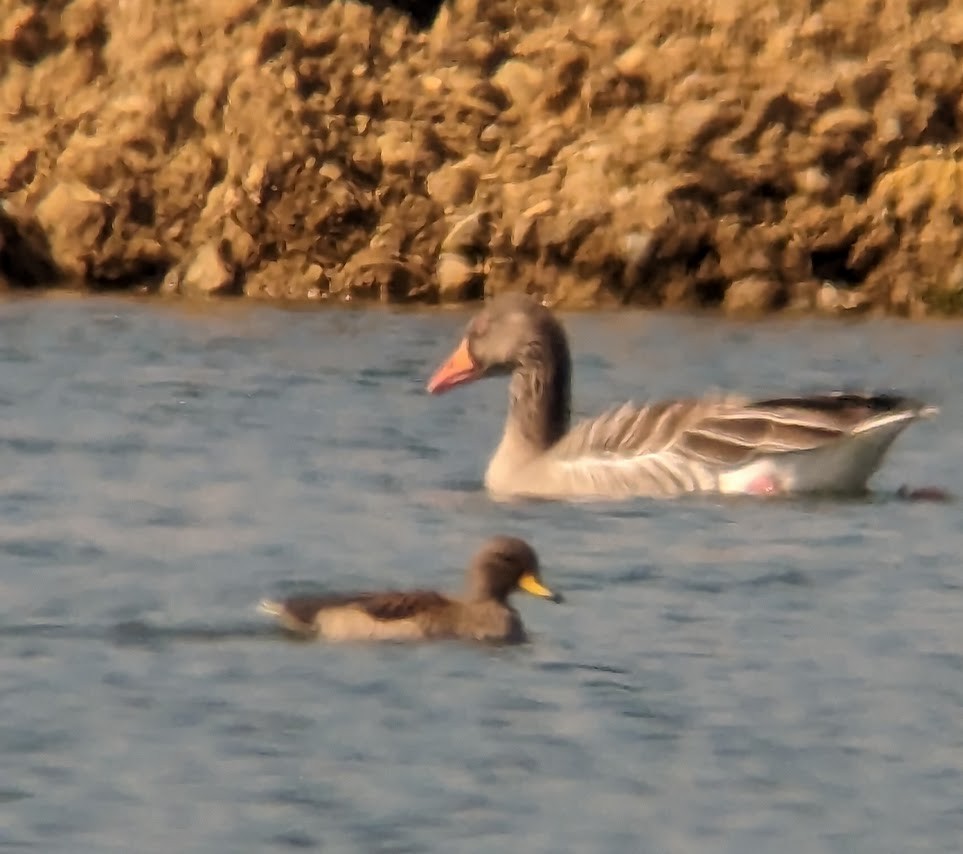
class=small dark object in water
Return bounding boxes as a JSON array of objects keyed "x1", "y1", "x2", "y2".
[{"x1": 896, "y1": 485, "x2": 953, "y2": 502}]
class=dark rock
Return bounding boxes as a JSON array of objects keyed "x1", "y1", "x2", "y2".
[{"x1": 0, "y1": 0, "x2": 962, "y2": 311}]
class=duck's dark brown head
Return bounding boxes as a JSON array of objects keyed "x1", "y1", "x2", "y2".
[
  {"x1": 426, "y1": 294, "x2": 570, "y2": 395},
  {"x1": 466, "y1": 535, "x2": 563, "y2": 604}
]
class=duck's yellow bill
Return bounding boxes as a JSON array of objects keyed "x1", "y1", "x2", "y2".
[{"x1": 519, "y1": 573, "x2": 563, "y2": 603}]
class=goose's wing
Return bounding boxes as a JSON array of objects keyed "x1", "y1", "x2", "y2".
[{"x1": 548, "y1": 393, "x2": 932, "y2": 476}]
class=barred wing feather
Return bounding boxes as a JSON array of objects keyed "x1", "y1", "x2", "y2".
[{"x1": 547, "y1": 393, "x2": 930, "y2": 493}]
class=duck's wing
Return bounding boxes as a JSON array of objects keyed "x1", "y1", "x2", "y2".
[
  {"x1": 259, "y1": 590, "x2": 451, "y2": 631},
  {"x1": 348, "y1": 590, "x2": 452, "y2": 621},
  {"x1": 545, "y1": 393, "x2": 934, "y2": 494}
]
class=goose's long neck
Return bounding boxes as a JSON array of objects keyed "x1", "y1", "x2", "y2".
[{"x1": 504, "y1": 328, "x2": 572, "y2": 455}]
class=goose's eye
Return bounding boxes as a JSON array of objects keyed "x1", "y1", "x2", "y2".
[{"x1": 469, "y1": 315, "x2": 490, "y2": 339}]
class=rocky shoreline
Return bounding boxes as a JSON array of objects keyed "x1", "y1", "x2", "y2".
[{"x1": 1, "y1": 0, "x2": 962, "y2": 315}]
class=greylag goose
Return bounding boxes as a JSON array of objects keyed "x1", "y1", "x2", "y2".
[
  {"x1": 258, "y1": 535, "x2": 562, "y2": 643},
  {"x1": 426, "y1": 293, "x2": 937, "y2": 500}
]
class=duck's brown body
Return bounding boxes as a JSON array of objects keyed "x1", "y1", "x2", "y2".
[
  {"x1": 258, "y1": 536, "x2": 561, "y2": 644},
  {"x1": 259, "y1": 590, "x2": 526, "y2": 643}
]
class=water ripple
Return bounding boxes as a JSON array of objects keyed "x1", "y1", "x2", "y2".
[{"x1": 0, "y1": 297, "x2": 961, "y2": 853}]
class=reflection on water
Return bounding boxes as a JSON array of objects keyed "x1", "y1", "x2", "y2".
[{"x1": 1, "y1": 295, "x2": 962, "y2": 853}]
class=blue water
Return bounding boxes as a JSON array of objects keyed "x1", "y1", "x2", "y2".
[{"x1": 1, "y1": 295, "x2": 961, "y2": 853}]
